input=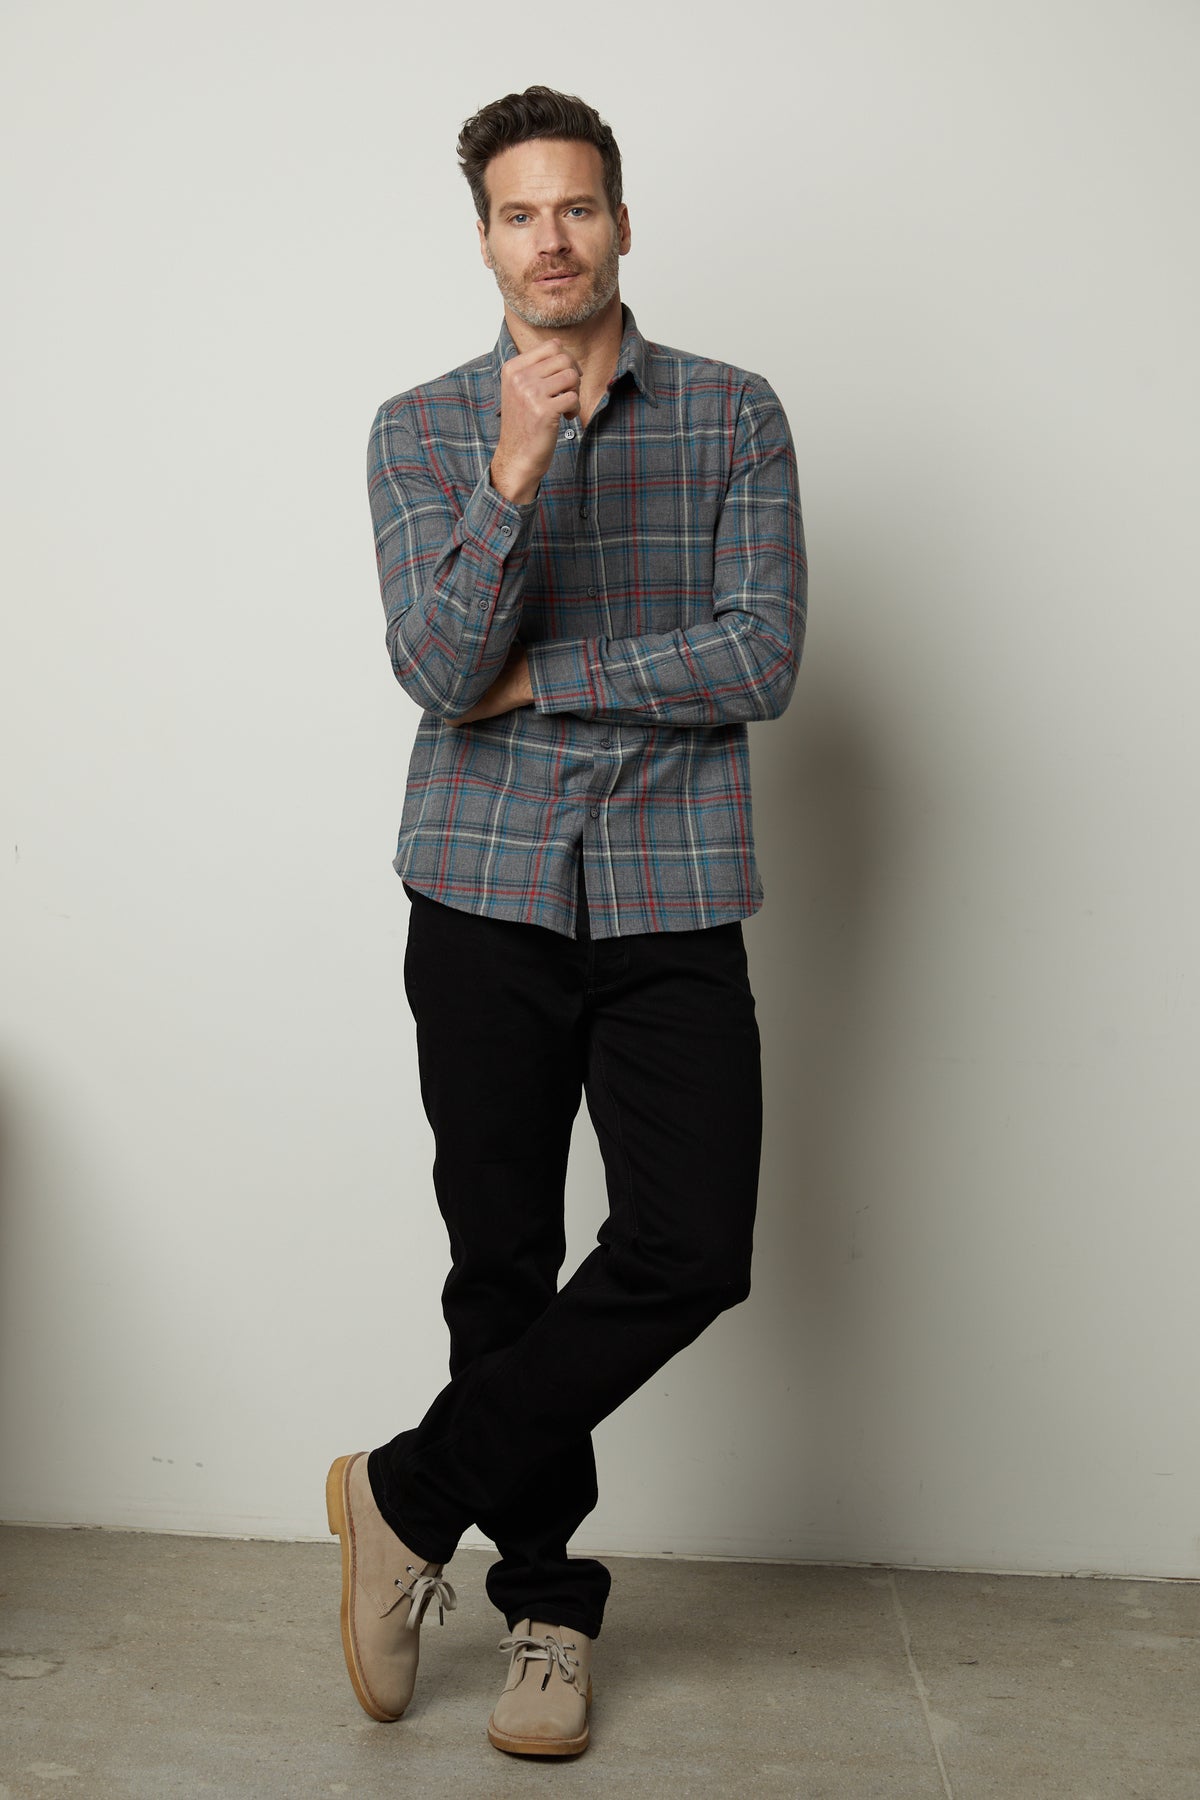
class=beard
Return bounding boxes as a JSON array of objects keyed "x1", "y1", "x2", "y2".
[{"x1": 488, "y1": 225, "x2": 622, "y2": 329}]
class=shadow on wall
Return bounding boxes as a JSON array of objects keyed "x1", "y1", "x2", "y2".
[
  {"x1": 0, "y1": 1069, "x2": 87, "y2": 1524},
  {"x1": 751, "y1": 654, "x2": 893, "y2": 1254},
  {"x1": 736, "y1": 616, "x2": 901, "y2": 1546},
  {"x1": 0, "y1": 1073, "x2": 45, "y2": 1521}
]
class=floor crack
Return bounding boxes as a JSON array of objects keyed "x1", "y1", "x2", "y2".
[{"x1": 887, "y1": 1570, "x2": 956, "y2": 1798}]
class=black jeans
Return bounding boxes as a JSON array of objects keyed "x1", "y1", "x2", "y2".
[{"x1": 368, "y1": 860, "x2": 762, "y2": 1641}]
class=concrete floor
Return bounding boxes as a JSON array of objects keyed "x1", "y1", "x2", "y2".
[{"x1": 0, "y1": 1527, "x2": 1196, "y2": 1798}]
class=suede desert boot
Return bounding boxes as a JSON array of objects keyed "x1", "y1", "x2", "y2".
[
  {"x1": 487, "y1": 1618, "x2": 594, "y2": 1757},
  {"x1": 325, "y1": 1452, "x2": 456, "y2": 1722}
]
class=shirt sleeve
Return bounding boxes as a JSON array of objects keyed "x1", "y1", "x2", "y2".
[
  {"x1": 368, "y1": 398, "x2": 538, "y2": 719},
  {"x1": 524, "y1": 376, "x2": 806, "y2": 727}
]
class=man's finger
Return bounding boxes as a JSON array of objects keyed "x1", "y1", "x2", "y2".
[{"x1": 543, "y1": 366, "x2": 582, "y2": 398}]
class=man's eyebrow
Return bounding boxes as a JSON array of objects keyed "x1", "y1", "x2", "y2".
[{"x1": 496, "y1": 193, "x2": 602, "y2": 213}]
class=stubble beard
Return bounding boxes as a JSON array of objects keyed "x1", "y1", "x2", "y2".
[{"x1": 488, "y1": 226, "x2": 622, "y2": 330}]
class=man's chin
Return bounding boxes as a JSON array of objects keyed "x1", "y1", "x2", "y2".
[{"x1": 515, "y1": 282, "x2": 617, "y2": 331}]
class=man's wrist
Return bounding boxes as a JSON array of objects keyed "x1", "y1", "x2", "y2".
[
  {"x1": 511, "y1": 645, "x2": 534, "y2": 708},
  {"x1": 489, "y1": 454, "x2": 541, "y2": 507}
]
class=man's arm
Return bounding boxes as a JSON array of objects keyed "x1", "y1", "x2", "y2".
[
  {"x1": 524, "y1": 377, "x2": 806, "y2": 727},
  {"x1": 369, "y1": 343, "x2": 582, "y2": 722},
  {"x1": 368, "y1": 400, "x2": 537, "y2": 721}
]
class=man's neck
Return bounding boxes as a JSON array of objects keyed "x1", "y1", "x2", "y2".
[{"x1": 503, "y1": 292, "x2": 625, "y2": 427}]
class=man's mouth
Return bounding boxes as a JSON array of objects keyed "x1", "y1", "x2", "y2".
[{"x1": 535, "y1": 270, "x2": 581, "y2": 283}]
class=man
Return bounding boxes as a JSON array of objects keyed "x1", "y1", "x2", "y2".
[{"x1": 328, "y1": 85, "x2": 806, "y2": 1760}]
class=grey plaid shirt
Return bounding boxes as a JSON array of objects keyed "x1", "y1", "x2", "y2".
[{"x1": 368, "y1": 306, "x2": 807, "y2": 939}]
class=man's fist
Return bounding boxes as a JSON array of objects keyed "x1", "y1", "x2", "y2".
[{"x1": 490, "y1": 340, "x2": 582, "y2": 504}]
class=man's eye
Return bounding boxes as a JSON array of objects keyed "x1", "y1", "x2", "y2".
[
  {"x1": 568, "y1": 207, "x2": 588, "y2": 218},
  {"x1": 508, "y1": 213, "x2": 528, "y2": 225}
]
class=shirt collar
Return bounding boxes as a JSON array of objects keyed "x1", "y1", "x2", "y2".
[{"x1": 490, "y1": 303, "x2": 658, "y2": 412}]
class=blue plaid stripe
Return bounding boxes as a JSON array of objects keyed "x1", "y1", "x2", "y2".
[{"x1": 368, "y1": 306, "x2": 806, "y2": 939}]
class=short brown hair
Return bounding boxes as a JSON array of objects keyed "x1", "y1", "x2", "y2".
[{"x1": 457, "y1": 85, "x2": 623, "y2": 227}]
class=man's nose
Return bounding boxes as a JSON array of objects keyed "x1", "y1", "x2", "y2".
[{"x1": 532, "y1": 214, "x2": 569, "y2": 256}]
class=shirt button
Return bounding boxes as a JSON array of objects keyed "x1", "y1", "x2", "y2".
[
  {"x1": 499, "y1": 524, "x2": 511, "y2": 536},
  {"x1": 599, "y1": 738, "x2": 612, "y2": 749},
  {"x1": 564, "y1": 428, "x2": 576, "y2": 441},
  {"x1": 586, "y1": 586, "x2": 597, "y2": 597},
  {"x1": 589, "y1": 806, "x2": 600, "y2": 819},
  {"x1": 579, "y1": 506, "x2": 589, "y2": 520},
  {"x1": 477, "y1": 600, "x2": 489, "y2": 610}
]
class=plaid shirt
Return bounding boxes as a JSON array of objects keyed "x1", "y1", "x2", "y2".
[{"x1": 367, "y1": 305, "x2": 806, "y2": 939}]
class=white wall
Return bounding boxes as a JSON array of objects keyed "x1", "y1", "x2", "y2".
[{"x1": 2, "y1": 0, "x2": 1198, "y2": 1576}]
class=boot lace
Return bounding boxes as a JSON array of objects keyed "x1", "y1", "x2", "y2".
[
  {"x1": 497, "y1": 1629, "x2": 580, "y2": 1692},
  {"x1": 394, "y1": 1563, "x2": 457, "y2": 1629}
]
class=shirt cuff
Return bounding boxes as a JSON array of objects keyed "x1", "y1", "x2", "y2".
[
  {"x1": 460, "y1": 470, "x2": 539, "y2": 558},
  {"x1": 526, "y1": 636, "x2": 603, "y2": 714}
]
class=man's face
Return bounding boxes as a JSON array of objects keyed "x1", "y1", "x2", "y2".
[{"x1": 478, "y1": 138, "x2": 631, "y2": 330}]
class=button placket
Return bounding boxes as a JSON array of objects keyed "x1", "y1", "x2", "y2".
[
  {"x1": 576, "y1": 415, "x2": 612, "y2": 635},
  {"x1": 576, "y1": 420, "x2": 593, "y2": 528}
]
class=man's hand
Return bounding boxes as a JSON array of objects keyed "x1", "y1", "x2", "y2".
[
  {"x1": 490, "y1": 340, "x2": 582, "y2": 504},
  {"x1": 449, "y1": 642, "x2": 534, "y2": 726}
]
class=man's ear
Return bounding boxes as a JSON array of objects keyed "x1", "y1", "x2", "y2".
[
  {"x1": 477, "y1": 217, "x2": 493, "y2": 269},
  {"x1": 617, "y1": 203, "x2": 632, "y2": 256}
]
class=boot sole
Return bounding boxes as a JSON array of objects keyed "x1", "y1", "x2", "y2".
[
  {"x1": 326, "y1": 1454, "x2": 403, "y2": 1725},
  {"x1": 487, "y1": 1679, "x2": 592, "y2": 1757}
]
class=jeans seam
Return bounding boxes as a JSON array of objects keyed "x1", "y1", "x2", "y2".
[{"x1": 592, "y1": 1032, "x2": 639, "y2": 1239}]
